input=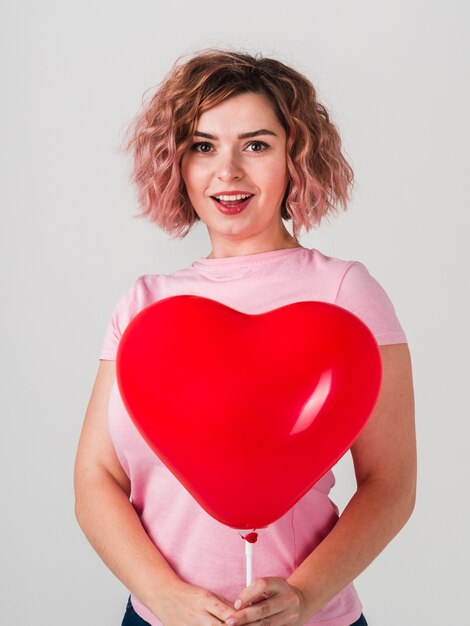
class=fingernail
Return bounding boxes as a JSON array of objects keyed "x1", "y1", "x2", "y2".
[
  {"x1": 227, "y1": 620, "x2": 237, "y2": 626},
  {"x1": 234, "y1": 599, "x2": 242, "y2": 609}
]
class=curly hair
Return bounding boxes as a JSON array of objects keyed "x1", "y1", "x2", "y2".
[{"x1": 121, "y1": 48, "x2": 355, "y2": 240}]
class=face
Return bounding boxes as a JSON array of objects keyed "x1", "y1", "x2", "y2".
[{"x1": 180, "y1": 91, "x2": 291, "y2": 254}]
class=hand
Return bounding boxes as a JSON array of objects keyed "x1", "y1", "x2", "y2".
[
  {"x1": 224, "y1": 576, "x2": 306, "y2": 626},
  {"x1": 150, "y1": 578, "x2": 237, "y2": 625}
]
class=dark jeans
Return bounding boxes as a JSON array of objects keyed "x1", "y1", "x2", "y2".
[{"x1": 121, "y1": 595, "x2": 369, "y2": 625}]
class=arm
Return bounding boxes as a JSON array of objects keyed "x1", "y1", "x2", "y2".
[
  {"x1": 74, "y1": 360, "x2": 182, "y2": 609},
  {"x1": 226, "y1": 342, "x2": 417, "y2": 625},
  {"x1": 74, "y1": 360, "x2": 237, "y2": 625}
]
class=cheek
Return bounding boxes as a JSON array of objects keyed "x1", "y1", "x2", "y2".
[
  {"x1": 263, "y1": 166, "x2": 288, "y2": 196},
  {"x1": 181, "y1": 160, "x2": 207, "y2": 193}
]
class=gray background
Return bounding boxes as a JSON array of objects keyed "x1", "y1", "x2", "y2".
[{"x1": 1, "y1": 1, "x2": 468, "y2": 624}]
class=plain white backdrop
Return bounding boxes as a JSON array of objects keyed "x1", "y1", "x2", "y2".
[{"x1": 1, "y1": 1, "x2": 468, "y2": 624}]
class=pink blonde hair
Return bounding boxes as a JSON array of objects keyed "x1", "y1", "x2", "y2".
[{"x1": 121, "y1": 48, "x2": 355, "y2": 240}]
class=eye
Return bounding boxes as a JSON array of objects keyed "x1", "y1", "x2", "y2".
[
  {"x1": 191, "y1": 142, "x2": 213, "y2": 153},
  {"x1": 190, "y1": 140, "x2": 270, "y2": 154},
  {"x1": 246, "y1": 141, "x2": 270, "y2": 152}
]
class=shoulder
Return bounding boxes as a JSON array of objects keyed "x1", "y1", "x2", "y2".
[
  {"x1": 303, "y1": 247, "x2": 364, "y2": 295},
  {"x1": 309, "y1": 251, "x2": 408, "y2": 346},
  {"x1": 99, "y1": 274, "x2": 162, "y2": 360},
  {"x1": 333, "y1": 258, "x2": 396, "y2": 310},
  {"x1": 108, "y1": 273, "x2": 162, "y2": 329},
  {"x1": 130, "y1": 274, "x2": 161, "y2": 307},
  {"x1": 304, "y1": 246, "x2": 358, "y2": 276}
]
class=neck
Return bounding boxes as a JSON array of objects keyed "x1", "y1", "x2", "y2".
[{"x1": 206, "y1": 239, "x2": 302, "y2": 260}]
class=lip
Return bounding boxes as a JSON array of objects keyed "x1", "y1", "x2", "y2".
[
  {"x1": 210, "y1": 190, "x2": 255, "y2": 196},
  {"x1": 211, "y1": 195, "x2": 254, "y2": 215}
]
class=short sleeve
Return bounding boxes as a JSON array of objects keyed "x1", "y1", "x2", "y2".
[
  {"x1": 334, "y1": 261, "x2": 407, "y2": 345},
  {"x1": 99, "y1": 276, "x2": 144, "y2": 360}
]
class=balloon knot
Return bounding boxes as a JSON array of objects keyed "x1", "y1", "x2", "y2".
[{"x1": 242, "y1": 531, "x2": 258, "y2": 543}]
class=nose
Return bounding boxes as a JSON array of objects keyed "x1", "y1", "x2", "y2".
[{"x1": 216, "y1": 148, "x2": 244, "y2": 181}]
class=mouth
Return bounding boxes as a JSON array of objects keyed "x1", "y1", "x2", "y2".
[{"x1": 210, "y1": 194, "x2": 255, "y2": 215}]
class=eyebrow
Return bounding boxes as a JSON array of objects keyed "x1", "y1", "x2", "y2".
[{"x1": 193, "y1": 129, "x2": 278, "y2": 140}]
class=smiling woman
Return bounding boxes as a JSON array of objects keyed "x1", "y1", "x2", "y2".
[
  {"x1": 74, "y1": 48, "x2": 416, "y2": 626},
  {"x1": 119, "y1": 48, "x2": 354, "y2": 256}
]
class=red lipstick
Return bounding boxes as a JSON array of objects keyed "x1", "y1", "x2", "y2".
[{"x1": 211, "y1": 195, "x2": 254, "y2": 215}]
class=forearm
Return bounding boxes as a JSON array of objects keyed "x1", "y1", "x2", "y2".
[
  {"x1": 287, "y1": 479, "x2": 415, "y2": 621},
  {"x1": 75, "y1": 472, "x2": 181, "y2": 612}
]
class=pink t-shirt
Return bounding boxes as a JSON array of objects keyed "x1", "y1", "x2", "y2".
[{"x1": 99, "y1": 246, "x2": 407, "y2": 626}]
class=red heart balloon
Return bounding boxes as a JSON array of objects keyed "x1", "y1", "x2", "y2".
[{"x1": 116, "y1": 296, "x2": 382, "y2": 530}]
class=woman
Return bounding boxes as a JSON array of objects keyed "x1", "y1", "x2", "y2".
[{"x1": 74, "y1": 49, "x2": 416, "y2": 626}]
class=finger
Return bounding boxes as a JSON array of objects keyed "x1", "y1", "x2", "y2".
[
  {"x1": 235, "y1": 577, "x2": 282, "y2": 609},
  {"x1": 206, "y1": 594, "x2": 238, "y2": 622},
  {"x1": 249, "y1": 608, "x2": 294, "y2": 626},
  {"x1": 206, "y1": 615, "x2": 226, "y2": 625},
  {"x1": 226, "y1": 595, "x2": 288, "y2": 626}
]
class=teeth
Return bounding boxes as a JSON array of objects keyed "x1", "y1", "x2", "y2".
[{"x1": 215, "y1": 193, "x2": 252, "y2": 201}]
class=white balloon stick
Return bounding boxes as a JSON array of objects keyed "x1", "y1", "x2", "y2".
[
  {"x1": 245, "y1": 538, "x2": 253, "y2": 587},
  {"x1": 234, "y1": 528, "x2": 267, "y2": 588}
]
